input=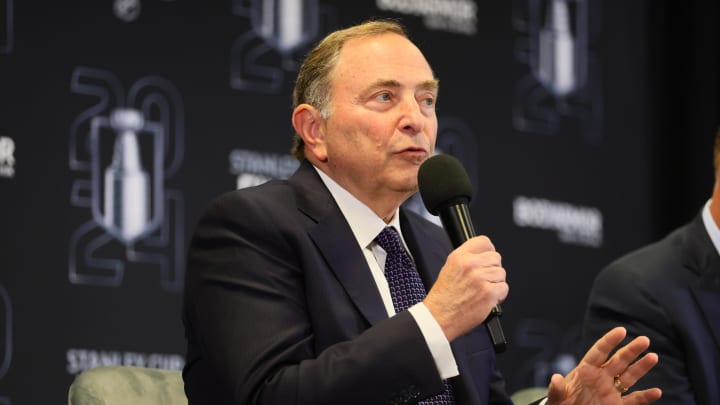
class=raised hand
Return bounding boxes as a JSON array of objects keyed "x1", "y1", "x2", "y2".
[{"x1": 547, "y1": 326, "x2": 662, "y2": 405}]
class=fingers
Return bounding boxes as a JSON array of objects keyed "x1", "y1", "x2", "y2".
[
  {"x1": 616, "y1": 352, "x2": 659, "y2": 389},
  {"x1": 455, "y1": 236, "x2": 504, "y2": 280},
  {"x1": 539, "y1": 327, "x2": 659, "y2": 405},
  {"x1": 475, "y1": 250, "x2": 503, "y2": 270},
  {"x1": 619, "y1": 388, "x2": 663, "y2": 405},
  {"x1": 581, "y1": 326, "x2": 659, "y2": 402},
  {"x1": 426, "y1": 235, "x2": 508, "y2": 341},
  {"x1": 581, "y1": 326, "x2": 627, "y2": 369},
  {"x1": 545, "y1": 373, "x2": 565, "y2": 403},
  {"x1": 600, "y1": 335, "x2": 652, "y2": 377},
  {"x1": 466, "y1": 234, "x2": 495, "y2": 252}
]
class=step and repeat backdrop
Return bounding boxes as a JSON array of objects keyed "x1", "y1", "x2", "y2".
[{"x1": 0, "y1": 0, "x2": 717, "y2": 403}]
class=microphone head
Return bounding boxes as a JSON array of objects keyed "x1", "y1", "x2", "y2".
[{"x1": 417, "y1": 154, "x2": 473, "y2": 215}]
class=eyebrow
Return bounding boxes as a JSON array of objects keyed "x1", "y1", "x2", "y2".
[{"x1": 358, "y1": 78, "x2": 440, "y2": 99}]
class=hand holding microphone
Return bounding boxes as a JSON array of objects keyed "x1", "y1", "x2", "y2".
[{"x1": 418, "y1": 154, "x2": 508, "y2": 353}]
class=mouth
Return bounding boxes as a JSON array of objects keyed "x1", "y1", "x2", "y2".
[{"x1": 397, "y1": 146, "x2": 428, "y2": 157}]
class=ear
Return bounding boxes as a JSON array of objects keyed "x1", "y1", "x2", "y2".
[{"x1": 292, "y1": 104, "x2": 328, "y2": 162}]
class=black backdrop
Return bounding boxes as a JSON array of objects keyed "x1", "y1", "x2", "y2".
[{"x1": 0, "y1": 1, "x2": 718, "y2": 403}]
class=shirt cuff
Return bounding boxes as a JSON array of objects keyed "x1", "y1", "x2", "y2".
[{"x1": 408, "y1": 303, "x2": 459, "y2": 379}]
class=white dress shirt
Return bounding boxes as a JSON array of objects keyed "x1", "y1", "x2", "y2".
[{"x1": 315, "y1": 167, "x2": 459, "y2": 379}]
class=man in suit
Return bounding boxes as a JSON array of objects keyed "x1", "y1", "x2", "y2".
[
  {"x1": 582, "y1": 129, "x2": 720, "y2": 404},
  {"x1": 183, "y1": 19, "x2": 662, "y2": 404}
]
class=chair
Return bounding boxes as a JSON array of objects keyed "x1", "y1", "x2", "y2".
[
  {"x1": 510, "y1": 386, "x2": 548, "y2": 404},
  {"x1": 68, "y1": 366, "x2": 187, "y2": 405}
]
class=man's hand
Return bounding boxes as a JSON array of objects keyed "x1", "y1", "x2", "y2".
[
  {"x1": 547, "y1": 327, "x2": 662, "y2": 405},
  {"x1": 424, "y1": 235, "x2": 509, "y2": 342}
]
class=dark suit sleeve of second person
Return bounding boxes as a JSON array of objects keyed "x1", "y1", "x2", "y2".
[
  {"x1": 182, "y1": 185, "x2": 447, "y2": 405},
  {"x1": 581, "y1": 242, "x2": 699, "y2": 404}
]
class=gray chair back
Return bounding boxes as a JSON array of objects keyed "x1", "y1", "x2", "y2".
[{"x1": 68, "y1": 366, "x2": 187, "y2": 405}]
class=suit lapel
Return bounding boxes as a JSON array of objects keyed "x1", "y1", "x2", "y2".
[
  {"x1": 685, "y1": 215, "x2": 720, "y2": 352},
  {"x1": 690, "y1": 280, "x2": 720, "y2": 350},
  {"x1": 290, "y1": 161, "x2": 388, "y2": 326},
  {"x1": 310, "y1": 210, "x2": 389, "y2": 326}
]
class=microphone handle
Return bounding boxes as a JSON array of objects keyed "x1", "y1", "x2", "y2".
[{"x1": 439, "y1": 204, "x2": 508, "y2": 353}]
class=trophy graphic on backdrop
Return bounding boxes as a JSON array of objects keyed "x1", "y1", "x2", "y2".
[
  {"x1": 0, "y1": 136, "x2": 15, "y2": 178},
  {"x1": 512, "y1": 0, "x2": 602, "y2": 142},
  {"x1": 68, "y1": 67, "x2": 185, "y2": 292},
  {"x1": 101, "y1": 109, "x2": 153, "y2": 244},
  {"x1": 91, "y1": 107, "x2": 164, "y2": 245},
  {"x1": 535, "y1": 0, "x2": 586, "y2": 97},
  {"x1": 230, "y1": 0, "x2": 333, "y2": 93},
  {"x1": 113, "y1": 0, "x2": 141, "y2": 22},
  {"x1": 253, "y1": 0, "x2": 317, "y2": 56}
]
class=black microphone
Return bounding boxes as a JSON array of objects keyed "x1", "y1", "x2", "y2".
[{"x1": 417, "y1": 154, "x2": 507, "y2": 353}]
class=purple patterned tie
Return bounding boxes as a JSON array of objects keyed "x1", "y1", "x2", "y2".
[{"x1": 375, "y1": 227, "x2": 456, "y2": 404}]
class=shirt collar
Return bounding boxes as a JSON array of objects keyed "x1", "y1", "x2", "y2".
[
  {"x1": 314, "y1": 167, "x2": 401, "y2": 248},
  {"x1": 701, "y1": 199, "x2": 720, "y2": 256}
]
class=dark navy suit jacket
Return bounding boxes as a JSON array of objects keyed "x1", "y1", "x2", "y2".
[
  {"x1": 182, "y1": 160, "x2": 513, "y2": 404},
  {"x1": 583, "y1": 213, "x2": 720, "y2": 404}
]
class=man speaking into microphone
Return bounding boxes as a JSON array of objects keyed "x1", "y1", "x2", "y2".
[{"x1": 182, "y1": 19, "x2": 662, "y2": 405}]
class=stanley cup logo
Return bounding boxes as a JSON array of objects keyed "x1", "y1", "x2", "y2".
[
  {"x1": 89, "y1": 107, "x2": 165, "y2": 245},
  {"x1": 103, "y1": 109, "x2": 151, "y2": 243},
  {"x1": 537, "y1": 0, "x2": 578, "y2": 96},
  {"x1": 253, "y1": 0, "x2": 317, "y2": 53},
  {"x1": 532, "y1": 0, "x2": 587, "y2": 98},
  {"x1": 0, "y1": 137, "x2": 14, "y2": 164},
  {"x1": 0, "y1": 136, "x2": 15, "y2": 178},
  {"x1": 230, "y1": 0, "x2": 324, "y2": 93},
  {"x1": 512, "y1": 0, "x2": 600, "y2": 141},
  {"x1": 68, "y1": 67, "x2": 185, "y2": 291}
]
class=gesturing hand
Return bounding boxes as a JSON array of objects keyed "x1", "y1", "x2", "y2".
[{"x1": 547, "y1": 327, "x2": 662, "y2": 405}]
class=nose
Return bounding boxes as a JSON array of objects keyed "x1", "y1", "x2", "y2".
[{"x1": 398, "y1": 97, "x2": 425, "y2": 134}]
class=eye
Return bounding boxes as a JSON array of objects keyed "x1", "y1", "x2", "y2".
[
  {"x1": 375, "y1": 92, "x2": 392, "y2": 102},
  {"x1": 419, "y1": 93, "x2": 436, "y2": 108}
]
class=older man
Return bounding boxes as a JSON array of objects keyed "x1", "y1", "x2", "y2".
[{"x1": 183, "y1": 19, "x2": 661, "y2": 405}]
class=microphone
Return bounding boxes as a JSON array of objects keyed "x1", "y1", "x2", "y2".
[{"x1": 417, "y1": 154, "x2": 507, "y2": 353}]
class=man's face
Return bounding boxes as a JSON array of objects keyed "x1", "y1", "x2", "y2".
[{"x1": 320, "y1": 33, "x2": 438, "y2": 209}]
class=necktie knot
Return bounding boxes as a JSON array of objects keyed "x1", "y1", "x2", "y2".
[
  {"x1": 376, "y1": 227, "x2": 415, "y2": 276},
  {"x1": 375, "y1": 227, "x2": 405, "y2": 257}
]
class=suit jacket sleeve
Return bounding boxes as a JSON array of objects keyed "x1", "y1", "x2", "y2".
[{"x1": 581, "y1": 217, "x2": 719, "y2": 404}]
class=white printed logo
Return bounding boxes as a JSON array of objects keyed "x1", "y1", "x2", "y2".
[
  {"x1": 376, "y1": 0, "x2": 478, "y2": 36},
  {"x1": 0, "y1": 136, "x2": 15, "y2": 178},
  {"x1": 68, "y1": 66, "x2": 186, "y2": 292},
  {"x1": 229, "y1": 149, "x2": 299, "y2": 189},
  {"x1": 66, "y1": 348, "x2": 184, "y2": 375},
  {"x1": 513, "y1": 195, "x2": 603, "y2": 247}
]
